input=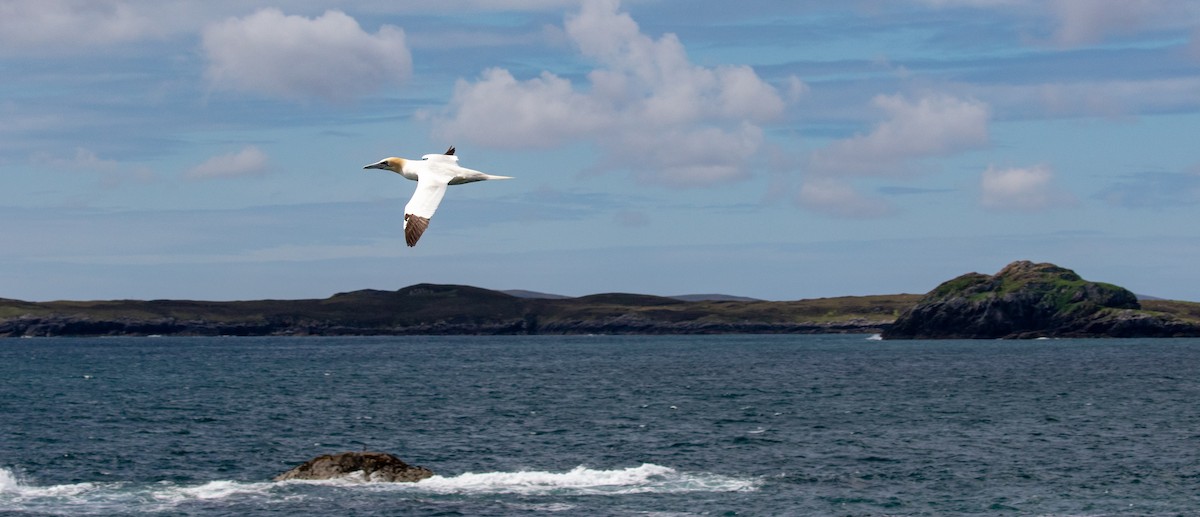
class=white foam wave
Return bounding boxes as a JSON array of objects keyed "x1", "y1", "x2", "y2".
[
  {"x1": 1, "y1": 468, "x2": 127, "y2": 515},
  {"x1": 0, "y1": 468, "x2": 17, "y2": 492},
  {"x1": 0, "y1": 468, "x2": 22, "y2": 494},
  {"x1": 0, "y1": 467, "x2": 278, "y2": 515},
  {"x1": 281, "y1": 463, "x2": 757, "y2": 496},
  {"x1": 1, "y1": 467, "x2": 97, "y2": 499},
  {"x1": 154, "y1": 479, "x2": 277, "y2": 503},
  {"x1": 412, "y1": 464, "x2": 757, "y2": 495},
  {"x1": 1, "y1": 464, "x2": 755, "y2": 513}
]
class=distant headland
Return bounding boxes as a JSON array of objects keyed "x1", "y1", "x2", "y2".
[
  {"x1": 2, "y1": 261, "x2": 1198, "y2": 338},
  {"x1": 884, "y1": 261, "x2": 1200, "y2": 339}
]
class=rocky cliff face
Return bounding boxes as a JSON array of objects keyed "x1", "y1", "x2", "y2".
[{"x1": 883, "y1": 261, "x2": 1199, "y2": 339}]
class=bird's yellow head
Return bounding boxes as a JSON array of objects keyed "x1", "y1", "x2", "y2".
[{"x1": 363, "y1": 157, "x2": 406, "y2": 174}]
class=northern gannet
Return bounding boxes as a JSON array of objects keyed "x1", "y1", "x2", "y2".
[{"x1": 363, "y1": 146, "x2": 512, "y2": 247}]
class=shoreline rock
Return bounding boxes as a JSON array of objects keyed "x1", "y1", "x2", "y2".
[{"x1": 274, "y1": 451, "x2": 433, "y2": 483}]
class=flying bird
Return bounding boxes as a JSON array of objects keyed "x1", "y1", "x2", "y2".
[{"x1": 363, "y1": 146, "x2": 512, "y2": 247}]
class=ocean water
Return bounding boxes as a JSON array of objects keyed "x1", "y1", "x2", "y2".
[{"x1": 2, "y1": 335, "x2": 1199, "y2": 516}]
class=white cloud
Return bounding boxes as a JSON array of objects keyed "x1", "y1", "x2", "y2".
[
  {"x1": 797, "y1": 92, "x2": 989, "y2": 218},
  {"x1": 0, "y1": 0, "x2": 158, "y2": 55},
  {"x1": 614, "y1": 210, "x2": 650, "y2": 228},
  {"x1": 616, "y1": 123, "x2": 765, "y2": 185},
  {"x1": 980, "y1": 164, "x2": 1074, "y2": 211},
  {"x1": 917, "y1": 0, "x2": 1023, "y2": 6},
  {"x1": 784, "y1": 76, "x2": 811, "y2": 102},
  {"x1": 40, "y1": 147, "x2": 120, "y2": 173},
  {"x1": 441, "y1": 68, "x2": 608, "y2": 148},
  {"x1": 917, "y1": 0, "x2": 1198, "y2": 47},
  {"x1": 202, "y1": 9, "x2": 411, "y2": 102},
  {"x1": 810, "y1": 93, "x2": 990, "y2": 176},
  {"x1": 0, "y1": 1, "x2": 592, "y2": 57},
  {"x1": 32, "y1": 147, "x2": 154, "y2": 187},
  {"x1": 185, "y1": 146, "x2": 268, "y2": 180},
  {"x1": 432, "y1": 0, "x2": 797, "y2": 187},
  {"x1": 1094, "y1": 169, "x2": 1200, "y2": 209},
  {"x1": 969, "y1": 76, "x2": 1200, "y2": 119},
  {"x1": 797, "y1": 178, "x2": 895, "y2": 219},
  {"x1": 1047, "y1": 0, "x2": 1178, "y2": 46},
  {"x1": 1189, "y1": 26, "x2": 1200, "y2": 61}
]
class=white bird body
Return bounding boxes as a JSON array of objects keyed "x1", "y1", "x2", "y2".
[{"x1": 363, "y1": 147, "x2": 511, "y2": 247}]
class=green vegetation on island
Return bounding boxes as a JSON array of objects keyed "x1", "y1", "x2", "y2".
[{"x1": 884, "y1": 261, "x2": 1200, "y2": 339}]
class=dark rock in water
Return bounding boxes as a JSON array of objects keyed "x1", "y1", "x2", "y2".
[
  {"x1": 883, "y1": 260, "x2": 1200, "y2": 339},
  {"x1": 274, "y1": 451, "x2": 433, "y2": 482}
]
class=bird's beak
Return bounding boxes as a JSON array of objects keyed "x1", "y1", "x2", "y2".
[{"x1": 363, "y1": 161, "x2": 387, "y2": 170}]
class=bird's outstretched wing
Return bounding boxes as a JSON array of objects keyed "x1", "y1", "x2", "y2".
[
  {"x1": 403, "y1": 174, "x2": 451, "y2": 247},
  {"x1": 404, "y1": 213, "x2": 430, "y2": 247}
]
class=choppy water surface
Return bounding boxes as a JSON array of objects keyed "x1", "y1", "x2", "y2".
[{"x1": 2, "y1": 335, "x2": 1199, "y2": 515}]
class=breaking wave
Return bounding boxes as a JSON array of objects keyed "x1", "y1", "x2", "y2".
[
  {"x1": 1, "y1": 464, "x2": 756, "y2": 514},
  {"x1": 411, "y1": 463, "x2": 757, "y2": 495}
]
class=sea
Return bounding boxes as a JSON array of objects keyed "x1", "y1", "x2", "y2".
[{"x1": 2, "y1": 334, "x2": 1199, "y2": 516}]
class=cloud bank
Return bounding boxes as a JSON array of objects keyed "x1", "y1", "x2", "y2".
[
  {"x1": 202, "y1": 9, "x2": 411, "y2": 102},
  {"x1": 433, "y1": 0, "x2": 796, "y2": 187}
]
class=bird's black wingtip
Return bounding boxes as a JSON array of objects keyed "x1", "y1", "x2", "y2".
[{"x1": 445, "y1": 145, "x2": 456, "y2": 156}]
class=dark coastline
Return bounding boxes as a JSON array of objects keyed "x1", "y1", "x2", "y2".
[
  {"x1": 4, "y1": 276, "x2": 1199, "y2": 339},
  {"x1": 1, "y1": 284, "x2": 913, "y2": 338}
]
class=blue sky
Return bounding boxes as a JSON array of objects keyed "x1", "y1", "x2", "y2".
[{"x1": 3, "y1": 0, "x2": 1199, "y2": 302}]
